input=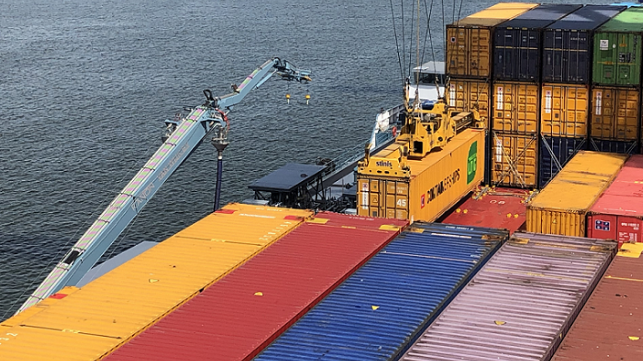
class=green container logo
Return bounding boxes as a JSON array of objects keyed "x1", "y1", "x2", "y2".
[{"x1": 467, "y1": 141, "x2": 478, "y2": 184}]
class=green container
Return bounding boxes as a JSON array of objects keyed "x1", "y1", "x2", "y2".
[{"x1": 593, "y1": 8, "x2": 643, "y2": 86}]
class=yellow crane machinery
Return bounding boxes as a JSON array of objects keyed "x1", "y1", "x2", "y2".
[{"x1": 356, "y1": 80, "x2": 486, "y2": 222}]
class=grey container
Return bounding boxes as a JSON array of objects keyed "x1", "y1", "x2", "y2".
[{"x1": 398, "y1": 232, "x2": 616, "y2": 361}]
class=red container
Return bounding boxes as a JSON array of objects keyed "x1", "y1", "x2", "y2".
[
  {"x1": 104, "y1": 212, "x2": 407, "y2": 361},
  {"x1": 551, "y1": 250, "x2": 643, "y2": 360},
  {"x1": 588, "y1": 155, "x2": 643, "y2": 244},
  {"x1": 440, "y1": 187, "x2": 528, "y2": 234}
]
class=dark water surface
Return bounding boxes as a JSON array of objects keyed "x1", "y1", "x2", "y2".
[{"x1": 0, "y1": 0, "x2": 604, "y2": 318}]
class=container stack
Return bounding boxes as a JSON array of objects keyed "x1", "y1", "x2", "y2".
[
  {"x1": 589, "y1": 8, "x2": 643, "y2": 156},
  {"x1": 539, "y1": 5, "x2": 626, "y2": 187},
  {"x1": 490, "y1": 4, "x2": 582, "y2": 188},
  {"x1": 446, "y1": 3, "x2": 537, "y2": 186},
  {"x1": 446, "y1": 3, "x2": 538, "y2": 133}
]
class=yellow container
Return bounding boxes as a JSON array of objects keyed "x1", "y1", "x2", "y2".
[
  {"x1": 541, "y1": 83, "x2": 589, "y2": 138},
  {"x1": 449, "y1": 78, "x2": 491, "y2": 125},
  {"x1": 357, "y1": 128, "x2": 485, "y2": 222},
  {"x1": 491, "y1": 131, "x2": 538, "y2": 188},
  {"x1": 492, "y1": 81, "x2": 540, "y2": 134},
  {"x1": 527, "y1": 151, "x2": 628, "y2": 237},
  {"x1": 591, "y1": 87, "x2": 640, "y2": 141},
  {"x1": 0, "y1": 204, "x2": 311, "y2": 361},
  {"x1": 446, "y1": 3, "x2": 538, "y2": 78}
]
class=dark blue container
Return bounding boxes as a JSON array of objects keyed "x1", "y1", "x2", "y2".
[
  {"x1": 254, "y1": 223, "x2": 506, "y2": 361},
  {"x1": 539, "y1": 136, "x2": 587, "y2": 188},
  {"x1": 542, "y1": 5, "x2": 626, "y2": 83},
  {"x1": 494, "y1": 4, "x2": 582, "y2": 81},
  {"x1": 588, "y1": 138, "x2": 640, "y2": 154}
]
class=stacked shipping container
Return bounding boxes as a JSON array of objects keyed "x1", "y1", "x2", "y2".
[
  {"x1": 540, "y1": 5, "x2": 626, "y2": 187},
  {"x1": 590, "y1": 8, "x2": 643, "y2": 156},
  {"x1": 527, "y1": 151, "x2": 627, "y2": 237},
  {"x1": 588, "y1": 154, "x2": 643, "y2": 244},
  {"x1": 254, "y1": 223, "x2": 506, "y2": 360},
  {"x1": 399, "y1": 232, "x2": 616, "y2": 361},
  {"x1": 446, "y1": 3, "x2": 537, "y2": 186},
  {"x1": 491, "y1": 4, "x2": 581, "y2": 189}
]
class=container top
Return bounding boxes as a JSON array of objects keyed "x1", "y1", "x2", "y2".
[
  {"x1": 597, "y1": 7, "x2": 643, "y2": 32},
  {"x1": 440, "y1": 187, "x2": 528, "y2": 234},
  {"x1": 551, "y1": 248, "x2": 643, "y2": 361},
  {"x1": 399, "y1": 231, "x2": 616, "y2": 361},
  {"x1": 546, "y1": 5, "x2": 626, "y2": 31},
  {"x1": 104, "y1": 212, "x2": 406, "y2": 361},
  {"x1": 254, "y1": 222, "x2": 506, "y2": 361},
  {"x1": 500, "y1": 4, "x2": 583, "y2": 29},
  {"x1": 590, "y1": 154, "x2": 643, "y2": 217},
  {"x1": 529, "y1": 151, "x2": 628, "y2": 212},
  {"x1": 450, "y1": 2, "x2": 538, "y2": 27},
  {"x1": 0, "y1": 203, "x2": 314, "y2": 361}
]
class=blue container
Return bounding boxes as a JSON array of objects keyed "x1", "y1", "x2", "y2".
[
  {"x1": 588, "y1": 138, "x2": 639, "y2": 155},
  {"x1": 539, "y1": 136, "x2": 587, "y2": 188},
  {"x1": 254, "y1": 223, "x2": 506, "y2": 361}
]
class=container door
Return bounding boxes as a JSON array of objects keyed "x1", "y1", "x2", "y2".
[
  {"x1": 357, "y1": 178, "x2": 409, "y2": 219},
  {"x1": 446, "y1": 27, "x2": 467, "y2": 77},
  {"x1": 493, "y1": 82, "x2": 539, "y2": 134},
  {"x1": 541, "y1": 84, "x2": 588, "y2": 138},
  {"x1": 616, "y1": 33, "x2": 641, "y2": 87},
  {"x1": 616, "y1": 216, "x2": 643, "y2": 243},
  {"x1": 587, "y1": 214, "x2": 617, "y2": 240},
  {"x1": 593, "y1": 32, "x2": 617, "y2": 85},
  {"x1": 469, "y1": 28, "x2": 491, "y2": 78},
  {"x1": 615, "y1": 88, "x2": 640, "y2": 140},
  {"x1": 451, "y1": 79, "x2": 491, "y2": 125},
  {"x1": 591, "y1": 88, "x2": 640, "y2": 141}
]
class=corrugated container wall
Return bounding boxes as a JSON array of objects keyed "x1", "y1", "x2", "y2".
[
  {"x1": 0, "y1": 204, "x2": 313, "y2": 361},
  {"x1": 539, "y1": 136, "x2": 587, "y2": 188},
  {"x1": 493, "y1": 4, "x2": 583, "y2": 81},
  {"x1": 449, "y1": 78, "x2": 491, "y2": 124},
  {"x1": 590, "y1": 87, "x2": 640, "y2": 140},
  {"x1": 527, "y1": 151, "x2": 627, "y2": 236},
  {"x1": 357, "y1": 129, "x2": 484, "y2": 222},
  {"x1": 492, "y1": 81, "x2": 540, "y2": 133},
  {"x1": 103, "y1": 213, "x2": 407, "y2": 361},
  {"x1": 541, "y1": 83, "x2": 590, "y2": 137},
  {"x1": 446, "y1": 3, "x2": 538, "y2": 78},
  {"x1": 543, "y1": 5, "x2": 626, "y2": 84},
  {"x1": 491, "y1": 132, "x2": 538, "y2": 188},
  {"x1": 440, "y1": 187, "x2": 529, "y2": 234},
  {"x1": 589, "y1": 138, "x2": 639, "y2": 155},
  {"x1": 588, "y1": 155, "x2": 643, "y2": 243},
  {"x1": 593, "y1": 8, "x2": 643, "y2": 86},
  {"x1": 552, "y1": 245, "x2": 643, "y2": 361},
  {"x1": 399, "y1": 232, "x2": 616, "y2": 361},
  {"x1": 254, "y1": 223, "x2": 507, "y2": 361}
]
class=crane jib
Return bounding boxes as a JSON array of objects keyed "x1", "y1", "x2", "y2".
[{"x1": 18, "y1": 58, "x2": 312, "y2": 313}]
